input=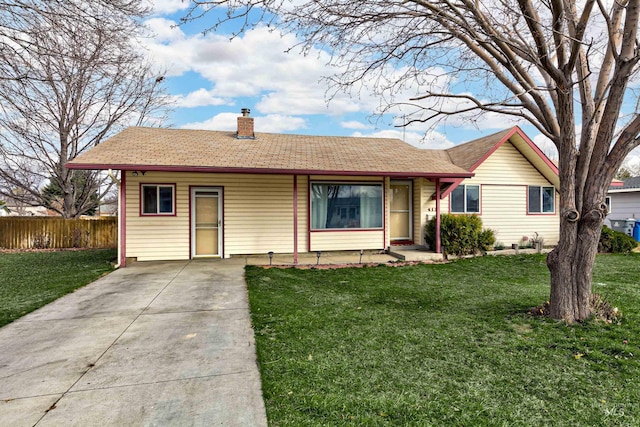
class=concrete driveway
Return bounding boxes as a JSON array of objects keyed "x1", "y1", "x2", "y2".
[{"x1": 0, "y1": 259, "x2": 267, "y2": 426}]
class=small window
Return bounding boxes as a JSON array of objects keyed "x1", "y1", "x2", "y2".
[
  {"x1": 605, "y1": 196, "x2": 612, "y2": 214},
  {"x1": 450, "y1": 185, "x2": 480, "y2": 213},
  {"x1": 141, "y1": 184, "x2": 175, "y2": 215},
  {"x1": 528, "y1": 186, "x2": 555, "y2": 214}
]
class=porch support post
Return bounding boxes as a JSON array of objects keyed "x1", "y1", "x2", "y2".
[
  {"x1": 435, "y1": 177, "x2": 441, "y2": 254},
  {"x1": 119, "y1": 170, "x2": 127, "y2": 267},
  {"x1": 293, "y1": 175, "x2": 298, "y2": 265}
]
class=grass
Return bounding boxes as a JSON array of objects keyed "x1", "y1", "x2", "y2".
[
  {"x1": 246, "y1": 253, "x2": 640, "y2": 426},
  {"x1": 0, "y1": 249, "x2": 117, "y2": 327}
]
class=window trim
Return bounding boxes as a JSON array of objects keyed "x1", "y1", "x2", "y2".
[
  {"x1": 309, "y1": 181, "x2": 384, "y2": 231},
  {"x1": 449, "y1": 184, "x2": 481, "y2": 214},
  {"x1": 140, "y1": 183, "x2": 176, "y2": 216},
  {"x1": 605, "y1": 196, "x2": 612, "y2": 214},
  {"x1": 527, "y1": 185, "x2": 556, "y2": 215}
]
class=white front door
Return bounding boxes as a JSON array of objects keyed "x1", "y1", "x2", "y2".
[
  {"x1": 390, "y1": 181, "x2": 412, "y2": 241},
  {"x1": 191, "y1": 187, "x2": 222, "y2": 257}
]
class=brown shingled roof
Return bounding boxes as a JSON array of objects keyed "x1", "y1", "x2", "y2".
[
  {"x1": 67, "y1": 127, "x2": 472, "y2": 178},
  {"x1": 446, "y1": 128, "x2": 513, "y2": 171}
]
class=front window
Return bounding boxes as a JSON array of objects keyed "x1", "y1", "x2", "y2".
[
  {"x1": 450, "y1": 185, "x2": 480, "y2": 213},
  {"x1": 311, "y1": 183, "x2": 383, "y2": 229},
  {"x1": 528, "y1": 186, "x2": 555, "y2": 213},
  {"x1": 142, "y1": 184, "x2": 175, "y2": 215}
]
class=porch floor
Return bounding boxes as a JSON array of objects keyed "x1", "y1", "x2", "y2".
[
  {"x1": 242, "y1": 251, "x2": 396, "y2": 266},
  {"x1": 240, "y1": 246, "x2": 444, "y2": 267}
]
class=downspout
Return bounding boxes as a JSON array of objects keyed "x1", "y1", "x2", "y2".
[
  {"x1": 435, "y1": 178, "x2": 441, "y2": 254},
  {"x1": 293, "y1": 175, "x2": 298, "y2": 265}
]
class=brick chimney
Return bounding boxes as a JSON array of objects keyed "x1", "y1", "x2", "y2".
[{"x1": 236, "y1": 108, "x2": 255, "y2": 139}]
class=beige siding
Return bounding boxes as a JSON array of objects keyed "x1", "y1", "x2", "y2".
[
  {"x1": 440, "y1": 142, "x2": 559, "y2": 245},
  {"x1": 415, "y1": 179, "x2": 449, "y2": 246},
  {"x1": 479, "y1": 185, "x2": 559, "y2": 245},
  {"x1": 126, "y1": 171, "x2": 297, "y2": 261},
  {"x1": 126, "y1": 172, "x2": 388, "y2": 261},
  {"x1": 413, "y1": 179, "x2": 423, "y2": 244},
  {"x1": 126, "y1": 177, "x2": 189, "y2": 261},
  {"x1": 310, "y1": 230, "x2": 384, "y2": 251},
  {"x1": 411, "y1": 142, "x2": 560, "y2": 248},
  {"x1": 296, "y1": 175, "x2": 309, "y2": 253},
  {"x1": 467, "y1": 142, "x2": 553, "y2": 186}
]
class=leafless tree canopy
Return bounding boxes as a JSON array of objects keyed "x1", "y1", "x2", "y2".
[
  {"x1": 0, "y1": 0, "x2": 169, "y2": 218},
  {"x1": 184, "y1": 0, "x2": 640, "y2": 322}
]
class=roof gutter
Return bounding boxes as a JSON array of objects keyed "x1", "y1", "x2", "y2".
[
  {"x1": 65, "y1": 163, "x2": 474, "y2": 179},
  {"x1": 607, "y1": 188, "x2": 640, "y2": 193}
]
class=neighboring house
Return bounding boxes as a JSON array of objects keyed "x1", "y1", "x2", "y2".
[
  {"x1": 97, "y1": 199, "x2": 118, "y2": 216},
  {"x1": 0, "y1": 204, "x2": 54, "y2": 216},
  {"x1": 67, "y1": 110, "x2": 559, "y2": 266},
  {"x1": 0, "y1": 193, "x2": 59, "y2": 216},
  {"x1": 606, "y1": 176, "x2": 640, "y2": 228}
]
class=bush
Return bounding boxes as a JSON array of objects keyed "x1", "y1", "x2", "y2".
[
  {"x1": 598, "y1": 226, "x2": 637, "y2": 253},
  {"x1": 425, "y1": 214, "x2": 495, "y2": 258}
]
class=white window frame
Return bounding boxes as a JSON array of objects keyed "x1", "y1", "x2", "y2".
[
  {"x1": 450, "y1": 184, "x2": 480, "y2": 214},
  {"x1": 528, "y1": 185, "x2": 555, "y2": 214},
  {"x1": 141, "y1": 184, "x2": 175, "y2": 216}
]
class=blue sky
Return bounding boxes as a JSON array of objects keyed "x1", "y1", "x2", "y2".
[
  {"x1": 140, "y1": 0, "x2": 640, "y2": 170},
  {"x1": 142, "y1": 0, "x2": 549, "y2": 150}
]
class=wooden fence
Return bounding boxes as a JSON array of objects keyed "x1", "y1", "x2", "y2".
[{"x1": 0, "y1": 217, "x2": 118, "y2": 249}]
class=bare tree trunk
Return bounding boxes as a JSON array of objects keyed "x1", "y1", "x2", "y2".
[{"x1": 547, "y1": 211, "x2": 603, "y2": 322}]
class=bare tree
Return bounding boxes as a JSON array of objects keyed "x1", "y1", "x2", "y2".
[
  {"x1": 185, "y1": 0, "x2": 640, "y2": 322},
  {"x1": 0, "y1": 0, "x2": 169, "y2": 218}
]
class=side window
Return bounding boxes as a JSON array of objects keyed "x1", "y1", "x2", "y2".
[
  {"x1": 528, "y1": 186, "x2": 555, "y2": 214},
  {"x1": 450, "y1": 185, "x2": 480, "y2": 213},
  {"x1": 141, "y1": 184, "x2": 175, "y2": 215}
]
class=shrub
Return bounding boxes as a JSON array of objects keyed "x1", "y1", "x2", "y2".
[
  {"x1": 518, "y1": 236, "x2": 529, "y2": 249},
  {"x1": 598, "y1": 226, "x2": 637, "y2": 253},
  {"x1": 425, "y1": 214, "x2": 495, "y2": 258}
]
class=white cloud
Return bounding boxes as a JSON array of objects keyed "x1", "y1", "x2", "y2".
[
  {"x1": 141, "y1": 17, "x2": 503, "y2": 135},
  {"x1": 622, "y1": 147, "x2": 640, "y2": 175},
  {"x1": 532, "y1": 133, "x2": 558, "y2": 161},
  {"x1": 141, "y1": 23, "x2": 381, "y2": 115},
  {"x1": 173, "y1": 88, "x2": 227, "y2": 108},
  {"x1": 256, "y1": 114, "x2": 308, "y2": 133},
  {"x1": 341, "y1": 121, "x2": 371, "y2": 130},
  {"x1": 352, "y1": 129, "x2": 455, "y2": 149},
  {"x1": 145, "y1": 0, "x2": 189, "y2": 15},
  {"x1": 181, "y1": 112, "x2": 307, "y2": 133},
  {"x1": 145, "y1": 18, "x2": 185, "y2": 43},
  {"x1": 181, "y1": 112, "x2": 238, "y2": 131}
]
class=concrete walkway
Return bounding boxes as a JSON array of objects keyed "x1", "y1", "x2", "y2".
[{"x1": 0, "y1": 259, "x2": 267, "y2": 427}]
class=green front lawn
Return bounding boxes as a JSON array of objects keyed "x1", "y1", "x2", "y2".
[
  {"x1": 0, "y1": 249, "x2": 117, "y2": 327},
  {"x1": 246, "y1": 254, "x2": 640, "y2": 426}
]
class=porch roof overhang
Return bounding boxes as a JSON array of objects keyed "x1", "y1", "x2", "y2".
[{"x1": 66, "y1": 162, "x2": 473, "y2": 179}]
